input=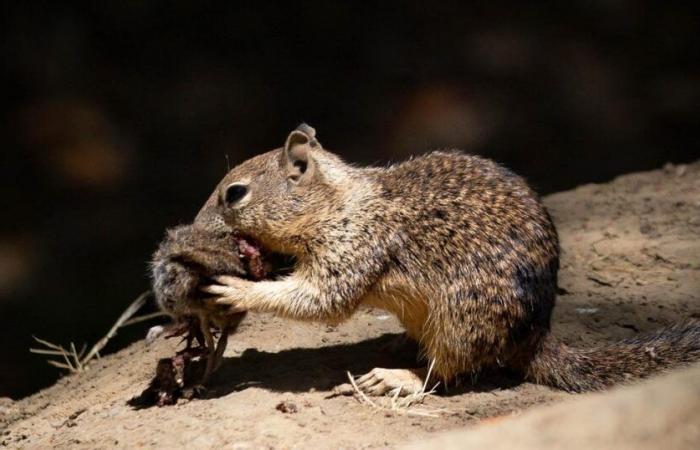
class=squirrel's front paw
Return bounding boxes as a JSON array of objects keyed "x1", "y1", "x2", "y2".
[{"x1": 201, "y1": 275, "x2": 253, "y2": 313}]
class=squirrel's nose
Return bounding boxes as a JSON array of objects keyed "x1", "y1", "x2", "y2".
[{"x1": 194, "y1": 212, "x2": 231, "y2": 234}]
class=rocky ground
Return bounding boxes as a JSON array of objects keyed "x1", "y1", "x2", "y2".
[{"x1": 1, "y1": 161, "x2": 699, "y2": 449}]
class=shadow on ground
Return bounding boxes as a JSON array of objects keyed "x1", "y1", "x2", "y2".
[{"x1": 128, "y1": 331, "x2": 532, "y2": 408}]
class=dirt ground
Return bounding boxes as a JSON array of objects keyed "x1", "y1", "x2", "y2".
[
  {"x1": 405, "y1": 362, "x2": 700, "y2": 450},
  {"x1": 2, "y1": 161, "x2": 699, "y2": 449}
]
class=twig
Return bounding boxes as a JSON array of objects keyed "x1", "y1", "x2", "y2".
[
  {"x1": 77, "y1": 343, "x2": 87, "y2": 360},
  {"x1": 71, "y1": 342, "x2": 82, "y2": 371},
  {"x1": 31, "y1": 290, "x2": 155, "y2": 373},
  {"x1": 79, "y1": 290, "x2": 151, "y2": 366},
  {"x1": 47, "y1": 360, "x2": 74, "y2": 370},
  {"x1": 28, "y1": 348, "x2": 66, "y2": 356},
  {"x1": 31, "y1": 336, "x2": 66, "y2": 351}
]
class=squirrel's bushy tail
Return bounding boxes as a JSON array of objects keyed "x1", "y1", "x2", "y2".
[{"x1": 526, "y1": 320, "x2": 700, "y2": 392}]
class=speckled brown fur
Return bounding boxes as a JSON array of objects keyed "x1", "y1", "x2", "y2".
[{"x1": 168, "y1": 124, "x2": 700, "y2": 393}]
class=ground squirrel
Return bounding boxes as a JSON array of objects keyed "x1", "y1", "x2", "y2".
[{"x1": 158, "y1": 123, "x2": 700, "y2": 395}]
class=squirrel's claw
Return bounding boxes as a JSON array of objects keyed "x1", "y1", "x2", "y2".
[
  {"x1": 201, "y1": 275, "x2": 251, "y2": 295},
  {"x1": 201, "y1": 276, "x2": 253, "y2": 313},
  {"x1": 213, "y1": 275, "x2": 240, "y2": 285},
  {"x1": 200, "y1": 284, "x2": 230, "y2": 295},
  {"x1": 353, "y1": 367, "x2": 426, "y2": 397}
]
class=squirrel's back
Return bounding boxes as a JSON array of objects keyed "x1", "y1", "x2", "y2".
[
  {"x1": 362, "y1": 151, "x2": 700, "y2": 390},
  {"x1": 358, "y1": 152, "x2": 560, "y2": 379}
]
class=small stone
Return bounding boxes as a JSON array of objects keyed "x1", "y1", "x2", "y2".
[{"x1": 275, "y1": 400, "x2": 298, "y2": 414}]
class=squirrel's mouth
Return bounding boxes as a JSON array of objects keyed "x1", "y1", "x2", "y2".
[
  {"x1": 231, "y1": 234, "x2": 295, "y2": 281},
  {"x1": 151, "y1": 226, "x2": 295, "y2": 317}
]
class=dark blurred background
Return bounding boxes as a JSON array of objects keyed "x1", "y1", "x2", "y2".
[{"x1": 2, "y1": 1, "x2": 699, "y2": 399}]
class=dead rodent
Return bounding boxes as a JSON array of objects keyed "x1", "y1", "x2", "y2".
[
  {"x1": 145, "y1": 225, "x2": 276, "y2": 403},
  {"x1": 155, "y1": 123, "x2": 700, "y2": 396},
  {"x1": 151, "y1": 224, "x2": 270, "y2": 318}
]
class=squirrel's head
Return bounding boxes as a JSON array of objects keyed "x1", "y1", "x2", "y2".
[{"x1": 193, "y1": 124, "x2": 351, "y2": 254}]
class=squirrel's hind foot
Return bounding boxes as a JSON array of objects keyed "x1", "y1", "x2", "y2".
[{"x1": 338, "y1": 367, "x2": 428, "y2": 397}]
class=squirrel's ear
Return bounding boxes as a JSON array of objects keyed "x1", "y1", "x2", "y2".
[{"x1": 283, "y1": 124, "x2": 318, "y2": 183}]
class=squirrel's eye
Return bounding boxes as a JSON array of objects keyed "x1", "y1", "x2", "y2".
[{"x1": 224, "y1": 183, "x2": 248, "y2": 205}]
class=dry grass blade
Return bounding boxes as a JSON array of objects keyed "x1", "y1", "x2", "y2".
[
  {"x1": 47, "y1": 360, "x2": 75, "y2": 370},
  {"x1": 31, "y1": 336, "x2": 66, "y2": 351},
  {"x1": 59, "y1": 346, "x2": 76, "y2": 371},
  {"x1": 28, "y1": 348, "x2": 67, "y2": 356},
  {"x1": 31, "y1": 337, "x2": 78, "y2": 372},
  {"x1": 76, "y1": 343, "x2": 87, "y2": 360},
  {"x1": 70, "y1": 343, "x2": 82, "y2": 371},
  {"x1": 346, "y1": 360, "x2": 447, "y2": 417},
  {"x1": 79, "y1": 290, "x2": 151, "y2": 366},
  {"x1": 31, "y1": 290, "x2": 155, "y2": 374},
  {"x1": 346, "y1": 371, "x2": 384, "y2": 412}
]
